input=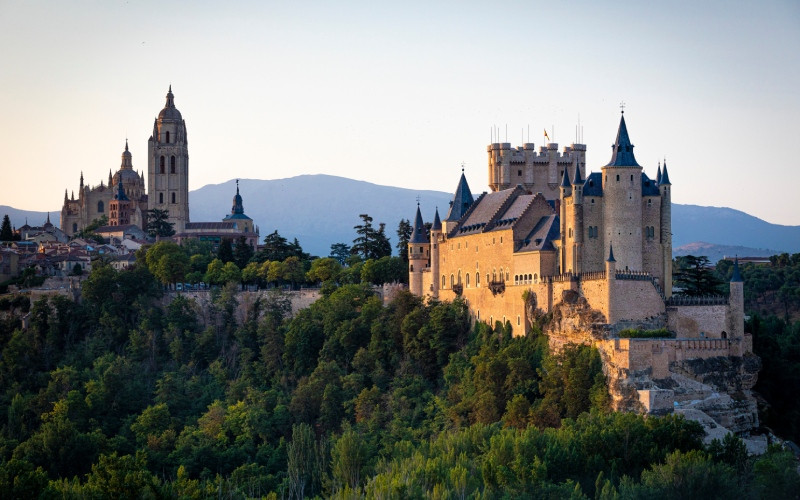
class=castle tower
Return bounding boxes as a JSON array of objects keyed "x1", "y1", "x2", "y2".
[
  {"x1": 659, "y1": 160, "x2": 673, "y2": 297},
  {"x1": 601, "y1": 112, "x2": 643, "y2": 272},
  {"x1": 559, "y1": 166, "x2": 571, "y2": 273},
  {"x1": 430, "y1": 207, "x2": 442, "y2": 299},
  {"x1": 222, "y1": 180, "x2": 255, "y2": 233},
  {"x1": 605, "y1": 244, "x2": 617, "y2": 323},
  {"x1": 571, "y1": 164, "x2": 584, "y2": 274},
  {"x1": 444, "y1": 169, "x2": 474, "y2": 233},
  {"x1": 148, "y1": 86, "x2": 190, "y2": 232},
  {"x1": 408, "y1": 204, "x2": 429, "y2": 296},
  {"x1": 728, "y1": 257, "x2": 744, "y2": 339}
]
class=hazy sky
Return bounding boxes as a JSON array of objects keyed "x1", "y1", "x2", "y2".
[{"x1": 1, "y1": 0, "x2": 799, "y2": 225}]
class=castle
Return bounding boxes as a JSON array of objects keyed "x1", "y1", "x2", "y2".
[
  {"x1": 409, "y1": 113, "x2": 759, "y2": 431},
  {"x1": 60, "y1": 87, "x2": 258, "y2": 247}
]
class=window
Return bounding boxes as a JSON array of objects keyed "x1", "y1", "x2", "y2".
[
  {"x1": 160, "y1": 156, "x2": 165, "y2": 174},
  {"x1": 616, "y1": 174, "x2": 620, "y2": 181},
  {"x1": 442, "y1": 275, "x2": 446, "y2": 287},
  {"x1": 97, "y1": 201, "x2": 104, "y2": 212},
  {"x1": 450, "y1": 274, "x2": 454, "y2": 288},
  {"x1": 171, "y1": 192, "x2": 176, "y2": 204},
  {"x1": 630, "y1": 174, "x2": 634, "y2": 182},
  {"x1": 410, "y1": 265, "x2": 414, "y2": 272},
  {"x1": 466, "y1": 274, "x2": 470, "y2": 287},
  {"x1": 159, "y1": 192, "x2": 163, "y2": 204},
  {"x1": 517, "y1": 315, "x2": 521, "y2": 326},
  {"x1": 457, "y1": 270, "x2": 462, "y2": 284},
  {"x1": 518, "y1": 169, "x2": 522, "y2": 176},
  {"x1": 170, "y1": 156, "x2": 176, "y2": 173},
  {"x1": 72, "y1": 223, "x2": 77, "y2": 233},
  {"x1": 476, "y1": 272, "x2": 480, "y2": 286},
  {"x1": 166, "y1": 131, "x2": 170, "y2": 143}
]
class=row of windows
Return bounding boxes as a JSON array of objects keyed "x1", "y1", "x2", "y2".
[
  {"x1": 514, "y1": 274, "x2": 538, "y2": 285},
  {"x1": 158, "y1": 192, "x2": 177, "y2": 204},
  {"x1": 442, "y1": 268, "x2": 510, "y2": 288},
  {"x1": 159, "y1": 156, "x2": 178, "y2": 174}
]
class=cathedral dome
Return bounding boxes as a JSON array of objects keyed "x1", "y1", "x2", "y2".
[
  {"x1": 113, "y1": 168, "x2": 141, "y2": 186},
  {"x1": 158, "y1": 85, "x2": 183, "y2": 121}
]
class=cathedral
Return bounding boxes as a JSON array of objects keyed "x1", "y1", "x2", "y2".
[{"x1": 60, "y1": 87, "x2": 256, "y2": 245}]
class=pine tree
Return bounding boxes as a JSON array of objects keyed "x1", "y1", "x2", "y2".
[
  {"x1": 396, "y1": 218, "x2": 412, "y2": 263},
  {"x1": 0, "y1": 214, "x2": 13, "y2": 241}
]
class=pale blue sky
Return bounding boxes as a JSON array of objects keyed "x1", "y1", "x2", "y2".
[{"x1": 1, "y1": 0, "x2": 798, "y2": 225}]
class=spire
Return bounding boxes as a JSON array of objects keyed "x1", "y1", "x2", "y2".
[
  {"x1": 80, "y1": 171, "x2": 84, "y2": 189},
  {"x1": 125, "y1": 138, "x2": 129, "y2": 152},
  {"x1": 166, "y1": 85, "x2": 175, "y2": 108},
  {"x1": 607, "y1": 244, "x2": 616, "y2": 262},
  {"x1": 560, "y1": 164, "x2": 571, "y2": 187},
  {"x1": 410, "y1": 203, "x2": 428, "y2": 243},
  {"x1": 432, "y1": 207, "x2": 442, "y2": 231},
  {"x1": 108, "y1": 169, "x2": 113, "y2": 186},
  {"x1": 120, "y1": 140, "x2": 133, "y2": 169},
  {"x1": 605, "y1": 113, "x2": 640, "y2": 167},
  {"x1": 71, "y1": 190, "x2": 74, "y2": 201},
  {"x1": 64, "y1": 189, "x2": 68, "y2": 202},
  {"x1": 660, "y1": 159, "x2": 671, "y2": 185},
  {"x1": 445, "y1": 171, "x2": 475, "y2": 222},
  {"x1": 572, "y1": 163, "x2": 583, "y2": 185},
  {"x1": 115, "y1": 180, "x2": 129, "y2": 201},
  {"x1": 656, "y1": 162, "x2": 662, "y2": 184},
  {"x1": 45, "y1": 212, "x2": 52, "y2": 226},
  {"x1": 231, "y1": 179, "x2": 244, "y2": 215},
  {"x1": 730, "y1": 256, "x2": 743, "y2": 283}
]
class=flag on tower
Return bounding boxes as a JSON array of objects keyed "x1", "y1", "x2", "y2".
[{"x1": 544, "y1": 129, "x2": 550, "y2": 141}]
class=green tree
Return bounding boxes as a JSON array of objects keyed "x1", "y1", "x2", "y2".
[
  {"x1": 217, "y1": 238, "x2": 234, "y2": 264},
  {"x1": 233, "y1": 235, "x2": 254, "y2": 269},
  {"x1": 307, "y1": 257, "x2": 342, "y2": 284},
  {"x1": 146, "y1": 208, "x2": 175, "y2": 237},
  {"x1": 0, "y1": 214, "x2": 13, "y2": 241},
  {"x1": 145, "y1": 240, "x2": 189, "y2": 285},
  {"x1": 329, "y1": 243, "x2": 351, "y2": 265},
  {"x1": 351, "y1": 214, "x2": 391, "y2": 260},
  {"x1": 673, "y1": 255, "x2": 724, "y2": 296},
  {"x1": 396, "y1": 218, "x2": 412, "y2": 263},
  {"x1": 331, "y1": 425, "x2": 368, "y2": 491}
]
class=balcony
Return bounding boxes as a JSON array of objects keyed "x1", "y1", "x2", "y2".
[{"x1": 488, "y1": 280, "x2": 505, "y2": 296}]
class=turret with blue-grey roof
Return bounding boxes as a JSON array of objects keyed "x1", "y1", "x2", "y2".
[
  {"x1": 445, "y1": 169, "x2": 475, "y2": 229},
  {"x1": 408, "y1": 202, "x2": 431, "y2": 296}
]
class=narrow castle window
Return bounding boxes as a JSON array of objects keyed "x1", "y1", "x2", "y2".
[
  {"x1": 97, "y1": 201, "x2": 104, "y2": 213},
  {"x1": 72, "y1": 223, "x2": 77, "y2": 232},
  {"x1": 171, "y1": 156, "x2": 176, "y2": 173},
  {"x1": 166, "y1": 131, "x2": 170, "y2": 143},
  {"x1": 442, "y1": 275, "x2": 446, "y2": 287},
  {"x1": 159, "y1": 193, "x2": 163, "y2": 204},
  {"x1": 160, "y1": 156, "x2": 165, "y2": 174},
  {"x1": 616, "y1": 174, "x2": 620, "y2": 182},
  {"x1": 171, "y1": 192, "x2": 176, "y2": 204},
  {"x1": 466, "y1": 274, "x2": 470, "y2": 287},
  {"x1": 518, "y1": 170, "x2": 522, "y2": 176}
]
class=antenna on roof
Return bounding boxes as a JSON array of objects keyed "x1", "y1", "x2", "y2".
[
  {"x1": 620, "y1": 101, "x2": 626, "y2": 114},
  {"x1": 415, "y1": 195, "x2": 421, "y2": 205},
  {"x1": 461, "y1": 161, "x2": 465, "y2": 173}
]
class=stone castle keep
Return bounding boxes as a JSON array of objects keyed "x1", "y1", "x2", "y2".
[{"x1": 409, "y1": 113, "x2": 759, "y2": 433}]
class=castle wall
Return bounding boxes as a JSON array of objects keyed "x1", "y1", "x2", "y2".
[
  {"x1": 581, "y1": 196, "x2": 604, "y2": 272},
  {"x1": 641, "y1": 196, "x2": 664, "y2": 283},
  {"x1": 667, "y1": 304, "x2": 730, "y2": 339}
]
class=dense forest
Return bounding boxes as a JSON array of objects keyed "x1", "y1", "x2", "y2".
[{"x1": 0, "y1": 247, "x2": 798, "y2": 497}]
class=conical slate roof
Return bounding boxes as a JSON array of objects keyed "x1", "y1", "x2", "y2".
[
  {"x1": 730, "y1": 257, "x2": 742, "y2": 283},
  {"x1": 605, "y1": 114, "x2": 640, "y2": 167},
  {"x1": 432, "y1": 207, "x2": 442, "y2": 231},
  {"x1": 572, "y1": 163, "x2": 583, "y2": 185},
  {"x1": 607, "y1": 244, "x2": 616, "y2": 262},
  {"x1": 409, "y1": 204, "x2": 428, "y2": 244},
  {"x1": 561, "y1": 165, "x2": 571, "y2": 187},
  {"x1": 445, "y1": 172, "x2": 474, "y2": 222},
  {"x1": 660, "y1": 160, "x2": 671, "y2": 185}
]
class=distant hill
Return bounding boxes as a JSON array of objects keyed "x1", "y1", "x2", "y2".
[
  {"x1": 673, "y1": 242, "x2": 781, "y2": 263},
  {"x1": 0, "y1": 205, "x2": 55, "y2": 230},
  {"x1": 189, "y1": 175, "x2": 454, "y2": 257},
  {"x1": 5, "y1": 176, "x2": 800, "y2": 258}
]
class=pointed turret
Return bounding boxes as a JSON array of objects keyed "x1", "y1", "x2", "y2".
[
  {"x1": 605, "y1": 113, "x2": 640, "y2": 167},
  {"x1": 108, "y1": 169, "x2": 113, "y2": 187},
  {"x1": 445, "y1": 171, "x2": 474, "y2": 222},
  {"x1": 607, "y1": 244, "x2": 616, "y2": 262},
  {"x1": 432, "y1": 207, "x2": 442, "y2": 232},
  {"x1": 660, "y1": 159, "x2": 671, "y2": 185},
  {"x1": 120, "y1": 140, "x2": 133, "y2": 170},
  {"x1": 64, "y1": 189, "x2": 68, "y2": 202},
  {"x1": 656, "y1": 162, "x2": 662, "y2": 185},
  {"x1": 44, "y1": 213, "x2": 52, "y2": 227},
  {"x1": 79, "y1": 171, "x2": 84, "y2": 190},
  {"x1": 410, "y1": 203, "x2": 428, "y2": 244},
  {"x1": 560, "y1": 165, "x2": 572, "y2": 187},
  {"x1": 572, "y1": 163, "x2": 583, "y2": 185},
  {"x1": 114, "y1": 180, "x2": 129, "y2": 201},
  {"x1": 730, "y1": 257, "x2": 742, "y2": 283}
]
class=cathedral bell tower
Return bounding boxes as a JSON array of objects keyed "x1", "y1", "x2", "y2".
[{"x1": 148, "y1": 86, "x2": 190, "y2": 232}]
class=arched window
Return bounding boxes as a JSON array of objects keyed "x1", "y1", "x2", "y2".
[
  {"x1": 477, "y1": 310, "x2": 480, "y2": 321},
  {"x1": 466, "y1": 273, "x2": 470, "y2": 287},
  {"x1": 171, "y1": 192, "x2": 176, "y2": 204},
  {"x1": 165, "y1": 131, "x2": 170, "y2": 143},
  {"x1": 410, "y1": 265, "x2": 413, "y2": 272},
  {"x1": 170, "y1": 156, "x2": 176, "y2": 174},
  {"x1": 97, "y1": 201, "x2": 104, "y2": 213},
  {"x1": 492, "y1": 269, "x2": 496, "y2": 282},
  {"x1": 442, "y1": 275, "x2": 446, "y2": 288},
  {"x1": 72, "y1": 223, "x2": 77, "y2": 233},
  {"x1": 450, "y1": 274, "x2": 454, "y2": 288},
  {"x1": 160, "y1": 156, "x2": 165, "y2": 174},
  {"x1": 534, "y1": 273, "x2": 538, "y2": 282},
  {"x1": 159, "y1": 192, "x2": 164, "y2": 204},
  {"x1": 476, "y1": 272, "x2": 480, "y2": 286},
  {"x1": 616, "y1": 174, "x2": 620, "y2": 182}
]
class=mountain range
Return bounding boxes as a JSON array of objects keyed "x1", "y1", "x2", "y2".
[{"x1": 4, "y1": 174, "x2": 799, "y2": 259}]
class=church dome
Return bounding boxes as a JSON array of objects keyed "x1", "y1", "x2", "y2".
[
  {"x1": 113, "y1": 168, "x2": 141, "y2": 185},
  {"x1": 158, "y1": 85, "x2": 183, "y2": 121},
  {"x1": 231, "y1": 181, "x2": 244, "y2": 215}
]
